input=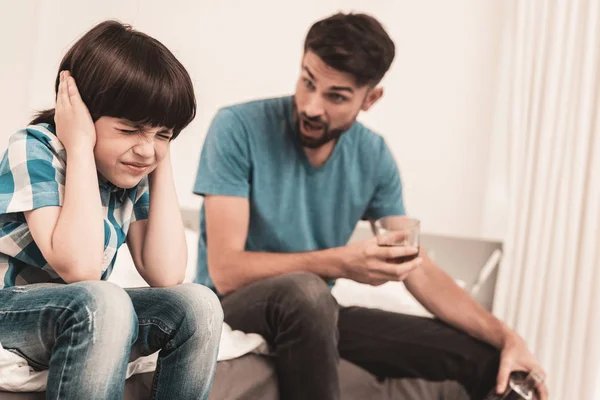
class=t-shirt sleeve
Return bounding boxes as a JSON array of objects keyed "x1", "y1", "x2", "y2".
[
  {"x1": 131, "y1": 177, "x2": 150, "y2": 223},
  {"x1": 362, "y1": 138, "x2": 406, "y2": 221},
  {"x1": 0, "y1": 128, "x2": 65, "y2": 214},
  {"x1": 193, "y1": 108, "x2": 251, "y2": 198}
]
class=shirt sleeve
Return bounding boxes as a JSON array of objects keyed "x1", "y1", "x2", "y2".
[
  {"x1": 0, "y1": 127, "x2": 65, "y2": 214},
  {"x1": 131, "y1": 177, "x2": 149, "y2": 223},
  {"x1": 193, "y1": 108, "x2": 251, "y2": 198},
  {"x1": 362, "y1": 138, "x2": 406, "y2": 221}
]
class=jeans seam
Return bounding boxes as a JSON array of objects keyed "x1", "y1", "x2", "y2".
[
  {"x1": 0, "y1": 305, "x2": 88, "y2": 316},
  {"x1": 151, "y1": 355, "x2": 162, "y2": 399},
  {"x1": 55, "y1": 316, "x2": 76, "y2": 400},
  {"x1": 138, "y1": 319, "x2": 174, "y2": 336}
]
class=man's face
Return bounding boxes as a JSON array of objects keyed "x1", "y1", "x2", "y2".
[{"x1": 293, "y1": 51, "x2": 380, "y2": 149}]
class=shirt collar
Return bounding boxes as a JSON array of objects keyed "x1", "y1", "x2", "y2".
[{"x1": 98, "y1": 174, "x2": 129, "y2": 202}]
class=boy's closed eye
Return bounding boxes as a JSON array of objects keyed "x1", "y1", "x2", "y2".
[{"x1": 116, "y1": 126, "x2": 173, "y2": 140}]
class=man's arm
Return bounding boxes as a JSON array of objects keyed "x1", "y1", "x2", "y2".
[
  {"x1": 404, "y1": 251, "x2": 548, "y2": 398},
  {"x1": 404, "y1": 251, "x2": 509, "y2": 346},
  {"x1": 205, "y1": 195, "x2": 421, "y2": 296}
]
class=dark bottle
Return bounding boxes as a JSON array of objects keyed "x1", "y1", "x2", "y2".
[{"x1": 483, "y1": 370, "x2": 544, "y2": 400}]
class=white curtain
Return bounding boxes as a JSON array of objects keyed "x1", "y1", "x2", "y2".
[{"x1": 489, "y1": 0, "x2": 600, "y2": 398}]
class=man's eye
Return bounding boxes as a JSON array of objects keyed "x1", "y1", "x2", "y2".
[
  {"x1": 304, "y1": 78, "x2": 315, "y2": 89},
  {"x1": 158, "y1": 134, "x2": 172, "y2": 140},
  {"x1": 119, "y1": 129, "x2": 137, "y2": 134},
  {"x1": 328, "y1": 94, "x2": 347, "y2": 103}
]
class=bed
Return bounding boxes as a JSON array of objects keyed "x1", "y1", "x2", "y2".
[{"x1": 0, "y1": 208, "x2": 501, "y2": 399}]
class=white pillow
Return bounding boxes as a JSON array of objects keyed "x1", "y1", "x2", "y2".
[
  {"x1": 108, "y1": 228, "x2": 199, "y2": 288},
  {"x1": 331, "y1": 278, "x2": 466, "y2": 319}
]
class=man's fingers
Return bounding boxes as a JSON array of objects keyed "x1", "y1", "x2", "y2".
[
  {"x1": 375, "y1": 245, "x2": 419, "y2": 261},
  {"x1": 537, "y1": 382, "x2": 549, "y2": 400},
  {"x1": 496, "y1": 363, "x2": 511, "y2": 394},
  {"x1": 369, "y1": 261, "x2": 399, "y2": 278},
  {"x1": 397, "y1": 257, "x2": 422, "y2": 276},
  {"x1": 370, "y1": 257, "x2": 422, "y2": 281},
  {"x1": 377, "y1": 230, "x2": 408, "y2": 246},
  {"x1": 368, "y1": 279, "x2": 388, "y2": 287}
]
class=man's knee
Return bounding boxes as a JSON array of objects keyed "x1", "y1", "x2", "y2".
[{"x1": 270, "y1": 272, "x2": 338, "y2": 324}]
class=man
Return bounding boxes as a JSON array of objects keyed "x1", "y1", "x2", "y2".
[{"x1": 194, "y1": 12, "x2": 547, "y2": 400}]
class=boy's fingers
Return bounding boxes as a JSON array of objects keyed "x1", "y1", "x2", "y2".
[
  {"x1": 57, "y1": 71, "x2": 71, "y2": 108},
  {"x1": 66, "y1": 76, "x2": 82, "y2": 103}
]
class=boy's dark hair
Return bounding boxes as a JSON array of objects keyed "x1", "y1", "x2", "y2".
[
  {"x1": 304, "y1": 13, "x2": 395, "y2": 87},
  {"x1": 31, "y1": 20, "x2": 196, "y2": 139}
]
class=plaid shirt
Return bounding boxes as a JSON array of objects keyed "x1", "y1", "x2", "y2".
[{"x1": 0, "y1": 124, "x2": 149, "y2": 287}]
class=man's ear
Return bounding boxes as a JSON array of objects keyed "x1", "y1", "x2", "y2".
[{"x1": 361, "y1": 87, "x2": 384, "y2": 111}]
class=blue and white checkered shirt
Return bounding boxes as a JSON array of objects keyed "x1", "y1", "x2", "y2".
[{"x1": 0, "y1": 124, "x2": 149, "y2": 287}]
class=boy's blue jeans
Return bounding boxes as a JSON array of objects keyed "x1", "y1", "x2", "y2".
[{"x1": 0, "y1": 281, "x2": 223, "y2": 399}]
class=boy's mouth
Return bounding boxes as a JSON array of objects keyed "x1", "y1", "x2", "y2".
[{"x1": 122, "y1": 162, "x2": 151, "y2": 173}]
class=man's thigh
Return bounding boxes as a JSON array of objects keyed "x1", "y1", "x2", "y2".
[
  {"x1": 338, "y1": 306, "x2": 499, "y2": 396},
  {"x1": 220, "y1": 275, "x2": 287, "y2": 338},
  {"x1": 220, "y1": 272, "x2": 337, "y2": 342}
]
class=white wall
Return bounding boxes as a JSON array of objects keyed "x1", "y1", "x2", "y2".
[
  {"x1": 0, "y1": 1, "x2": 39, "y2": 147},
  {"x1": 0, "y1": 0, "x2": 505, "y2": 240}
]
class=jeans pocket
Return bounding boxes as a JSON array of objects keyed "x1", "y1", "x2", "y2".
[
  {"x1": 136, "y1": 319, "x2": 173, "y2": 355},
  {"x1": 5, "y1": 348, "x2": 48, "y2": 371}
]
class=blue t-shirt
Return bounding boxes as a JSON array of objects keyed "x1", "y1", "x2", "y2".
[{"x1": 193, "y1": 96, "x2": 405, "y2": 291}]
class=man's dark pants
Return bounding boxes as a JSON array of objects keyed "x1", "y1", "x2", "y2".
[{"x1": 221, "y1": 272, "x2": 499, "y2": 400}]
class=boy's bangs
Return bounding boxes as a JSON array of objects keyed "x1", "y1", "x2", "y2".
[
  {"x1": 31, "y1": 21, "x2": 196, "y2": 135},
  {"x1": 99, "y1": 66, "x2": 195, "y2": 136},
  {"x1": 75, "y1": 32, "x2": 196, "y2": 137},
  {"x1": 90, "y1": 59, "x2": 195, "y2": 137}
]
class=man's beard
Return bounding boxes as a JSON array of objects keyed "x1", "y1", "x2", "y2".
[
  {"x1": 297, "y1": 117, "x2": 346, "y2": 149},
  {"x1": 292, "y1": 99, "x2": 353, "y2": 149}
]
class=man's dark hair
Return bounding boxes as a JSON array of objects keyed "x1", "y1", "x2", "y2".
[
  {"x1": 31, "y1": 20, "x2": 196, "y2": 139},
  {"x1": 304, "y1": 12, "x2": 395, "y2": 87}
]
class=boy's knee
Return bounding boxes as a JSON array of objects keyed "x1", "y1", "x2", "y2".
[
  {"x1": 165, "y1": 283, "x2": 224, "y2": 340},
  {"x1": 64, "y1": 281, "x2": 137, "y2": 344}
]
